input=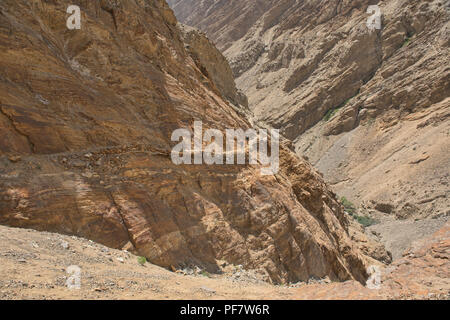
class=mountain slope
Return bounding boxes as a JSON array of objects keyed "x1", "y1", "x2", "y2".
[
  {"x1": 169, "y1": 0, "x2": 450, "y2": 223},
  {"x1": 0, "y1": 0, "x2": 388, "y2": 284}
]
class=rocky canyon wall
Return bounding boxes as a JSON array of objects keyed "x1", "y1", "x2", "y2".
[
  {"x1": 0, "y1": 0, "x2": 391, "y2": 284},
  {"x1": 169, "y1": 0, "x2": 450, "y2": 223}
]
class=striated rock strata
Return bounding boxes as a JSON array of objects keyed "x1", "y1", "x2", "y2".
[
  {"x1": 178, "y1": 23, "x2": 249, "y2": 114},
  {"x1": 0, "y1": 0, "x2": 389, "y2": 284},
  {"x1": 169, "y1": 0, "x2": 450, "y2": 221}
]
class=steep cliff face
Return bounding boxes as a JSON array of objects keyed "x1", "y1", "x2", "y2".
[
  {"x1": 167, "y1": 0, "x2": 278, "y2": 51},
  {"x1": 0, "y1": 0, "x2": 386, "y2": 284},
  {"x1": 169, "y1": 0, "x2": 449, "y2": 221},
  {"x1": 178, "y1": 24, "x2": 249, "y2": 113}
]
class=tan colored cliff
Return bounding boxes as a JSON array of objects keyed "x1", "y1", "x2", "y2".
[
  {"x1": 0, "y1": 0, "x2": 391, "y2": 285},
  {"x1": 178, "y1": 23, "x2": 249, "y2": 114},
  {"x1": 169, "y1": 0, "x2": 450, "y2": 228}
]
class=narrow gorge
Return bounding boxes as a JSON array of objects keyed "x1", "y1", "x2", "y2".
[{"x1": 0, "y1": 0, "x2": 448, "y2": 300}]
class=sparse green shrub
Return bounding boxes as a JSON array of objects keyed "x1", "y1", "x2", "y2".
[
  {"x1": 137, "y1": 256, "x2": 147, "y2": 265},
  {"x1": 200, "y1": 270, "x2": 211, "y2": 278},
  {"x1": 354, "y1": 215, "x2": 378, "y2": 227},
  {"x1": 340, "y1": 197, "x2": 378, "y2": 227},
  {"x1": 340, "y1": 197, "x2": 356, "y2": 215},
  {"x1": 323, "y1": 98, "x2": 352, "y2": 121},
  {"x1": 402, "y1": 37, "x2": 411, "y2": 47},
  {"x1": 402, "y1": 34, "x2": 413, "y2": 47},
  {"x1": 323, "y1": 107, "x2": 340, "y2": 121}
]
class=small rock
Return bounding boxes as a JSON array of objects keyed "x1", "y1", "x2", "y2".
[
  {"x1": 374, "y1": 202, "x2": 394, "y2": 214},
  {"x1": 35, "y1": 94, "x2": 49, "y2": 105},
  {"x1": 194, "y1": 266, "x2": 202, "y2": 275},
  {"x1": 72, "y1": 160, "x2": 85, "y2": 168},
  {"x1": 116, "y1": 257, "x2": 124, "y2": 263},
  {"x1": 200, "y1": 286, "x2": 216, "y2": 294},
  {"x1": 81, "y1": 172, "x2": 93, "y2": 178},
  {"x1": 409, "y1": 155, "x2": 430, "y2": 165},
  {"x1": 183, "y1": 268, "x2": 194, "y2": 275},
  {"x1": 8, "y1": 155, "x2": 21, "y2": 163},
  {"x1": 61, "y1": 241, "x2": 70, "y2": 250}
]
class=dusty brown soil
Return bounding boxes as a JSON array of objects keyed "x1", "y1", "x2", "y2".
[
  {"x1": 367, "y1": 216, "x2": 449, "y2": 260},
  {"x1": 0, "y1": 0, "x2": 380, "y2": 284},
  {"x1": 1, "y1": 224, "x2": 448, "y2": 300}
]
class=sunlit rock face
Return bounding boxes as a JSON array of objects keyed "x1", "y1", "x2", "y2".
[
  {"x1": 169, "y1": 0, "x2": 450, "y2": 221},
  {"x1": 0, "y1": 0, "x2": 393, "y2": 284}
]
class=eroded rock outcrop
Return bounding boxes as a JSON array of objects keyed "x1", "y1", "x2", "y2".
[
  {"x1": 169, "y1": 0, "x2": 450, "y2": 222},
  {"x1": 178, "y1": 24, "x2": 249, "y2": 113},
  {"x1": 0, "y1": 0, "x2": 388, "y2": 284}
]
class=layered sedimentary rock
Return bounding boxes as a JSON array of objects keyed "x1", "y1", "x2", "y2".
[
  {"x1": 178, "y1": 24, "x2": 249, "y2": 113},
  {"x1": 0, "y1": 221, "x2": 447, "y2": 299},
  {"x1": 0, "y1": 0, "x2": 387, "y2": 284},
  {"x1": 169, "y1": 0, "x2": 450, "y2": 220},
  {"x1": 167, "y1": 0, "x2": 278, "y2": 52}
]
